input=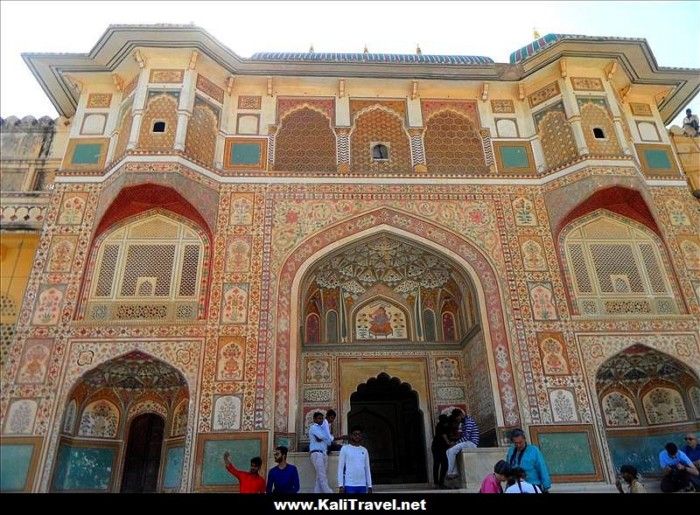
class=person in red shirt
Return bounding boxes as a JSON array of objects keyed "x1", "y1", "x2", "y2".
[{"x1": 223, "y1": 451, "x2": 266, "y2": 493}]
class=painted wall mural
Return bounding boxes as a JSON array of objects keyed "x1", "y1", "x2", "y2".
[{"x1": 354, "y1": 300, "x2": 408, "y2": 340}]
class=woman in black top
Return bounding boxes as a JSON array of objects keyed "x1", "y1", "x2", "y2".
[{"x1": 431, "y1": 414, "x2": 451, "y2": 488}]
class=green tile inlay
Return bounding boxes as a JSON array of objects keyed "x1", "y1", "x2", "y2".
[
  {"x1": 539, "y1": 432, "x2": 595, "y2": 476},
  {"x1": 71, "y1": 143, "x2": 102, "y2": 165},
  {"x1": 500, "y1": 145, "x2": 529, "y2": 168},
  {"x1": 163, "y1": 446, "x2": 185, "y2": 489},
  {"x1": 231, "y1": 143, "x2": 261, "y2": 165},
  {"x1": 0, "y1": 444, "x2": 33, "y2": 491},
  {"x1": 51, "y1": 443, "x2": 114, "y2": 491},
  {"x1": 644, "y1": 149, "x2": 671, "y2": 169}
]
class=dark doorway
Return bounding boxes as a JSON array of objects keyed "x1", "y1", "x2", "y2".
[
  {"x1": 348, "y1": 373, "x2": 427, "y2": 484},
  {"x1": 120, "y1": 413, "x2": 165, "y2": 492}
]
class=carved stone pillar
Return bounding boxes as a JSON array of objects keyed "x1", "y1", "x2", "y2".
[
  {"x1": 336, "y1": 127, "x2": 350, "y2": 173},
  {"x1": 127, "y1": 68, "x2": 150, "y2": 150},
  {"x1": 480, "y1": 127, "x2": 496, "y2": 174},
  {"x1": 409, "y1": 127, "x2": 427, "y2": 173},
  {"x1": 267, "y1": 124, "x2": 278, "y2": 169}
]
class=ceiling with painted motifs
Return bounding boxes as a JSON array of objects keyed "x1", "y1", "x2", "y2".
[
  {"x1": 81, "y1": 351, "x2": 187, "y2": 390},
  {"x1": 311, "y1": 234, "x2": 464, "y2": 297},
  {"x1": 596, "y1": 344, "x2": 698, "y2": 390}
]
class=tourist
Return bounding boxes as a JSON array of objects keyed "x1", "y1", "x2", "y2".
[
  {"x1": 445, "y1": 408, "x2": 480, "y2": 479},
  {"x1": 659, "y1": 442, "x2": 699, "y2": 492},
  {"x1": 309, "y1": 411, "x2": 333, "y2": 493},
  {"x1": 504, "y1": 466, "x2": 541, "y2": 493},
  {"x1": 431, "y1": 413, "x2": 450, "y2": 488},
  {"x1": 479, "y1": 459, "x2": 510, "y2": 493},
  {"x1": 505, "y1": 428, "x2": 551, "y2": 493},
  {"x1": 223, "y1": 451, "x2": 266, "y2": 493},
  {"x1": 681, "y1": 432, "x2": 700, "y2": 468},
  {"x1": 323, "y1": 409, "x2": 345, "y2": 454},
  {"x1": 266, "y1": 446, "x2": 300, "y2": 494},
  {"x1": 682, "y1": 108, "x2": 700, "y2": 137},
  {"x1": 615, "y1": 464, "x2": 646, "y2": 493},
  {"x1": 337, "y1": 425, "x2": 373, "y2": 494}
]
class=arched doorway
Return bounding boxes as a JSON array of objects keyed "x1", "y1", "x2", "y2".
[
  {"x1": 121, "y1": 413, "x2": 166, "y2": 492},
  {"x1": 349, "y1": 373, "x2": 427, "y2": 484},
  {"x1": 51, "y1": 352, "x2": 189, "y2": 492},
  {"x1": 596, "y1": 344, "x2": 700, "y2": 477},
  {"x1": 294, "y1": 229, "x2": 502, "y2": 476}
]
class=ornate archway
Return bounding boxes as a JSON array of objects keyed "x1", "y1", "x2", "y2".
[
  {"x1": 596, "y1": 344, "x2": 700, "y2": 477},
  {"x1": 47, "y1": 350, "x2": 192, "y2": 492},
  {"x1": 269, "y1": 207, "x2": 520, "y2": 447}
]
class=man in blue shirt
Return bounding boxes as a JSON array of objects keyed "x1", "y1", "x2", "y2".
[
  {"x1": 681, "y1": 433, "x2": 700, "y2": 467},
  {"x1": 505, "y1": 428, "x2": 552, "y2": 493},
  {"x1": 267, "y1": 446, "x2": 300, "y2": 494},
  {"x1": 659, "y1": 442, "x2": 699, "y2": 492}
]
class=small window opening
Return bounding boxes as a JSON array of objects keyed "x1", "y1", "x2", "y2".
[
  {"x1": 153, "y1": 121, "x2": 166, "y2": 133},
  {"x1": 372, "y1": 144, "x2": 389, "y2": 160},
  {"x1": 593, "y1": 127, "x2": 605, "y2": 139}
]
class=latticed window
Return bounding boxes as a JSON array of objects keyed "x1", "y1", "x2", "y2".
[
  {"x1": 85, "y1": 213, "x2": 204, "y2": 322},
  {"x1": 563, "y1": 213, "x2": 678, "y2": 316}
]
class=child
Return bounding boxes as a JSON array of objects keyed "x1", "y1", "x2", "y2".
[{"x1": 479, "y1": 460, "x2": 510, "y2": 493}]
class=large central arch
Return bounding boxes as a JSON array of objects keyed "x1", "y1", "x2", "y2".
[{"x1": 271, "y1": 207, "x2": 520, "y2": 438}]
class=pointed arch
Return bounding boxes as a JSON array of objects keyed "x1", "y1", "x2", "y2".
[
  {"x1": 424, "y1": 109, "x2": 487, "y2": 174},
  {"x1": 350, "y1": 106, "x2": 412, "y2": 173},
  {"x1": 560, "y1": 209, "x2": 684, "y2": 316},
  {"x1": 272, "y1": 207, "x2": 519, "y2": 434},
  {"x1": 274, "y1": 106, "x2": 337, "y2": 173},
  {"x1": 78, "y1": 209, "x2": 209, "y2": 322}
]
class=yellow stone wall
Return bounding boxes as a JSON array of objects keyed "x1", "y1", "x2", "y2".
[
  {"x1": 669, "y1": 131, "x2": 700, "y2": 197},
  {"x1": 0, "y1": 233, "x2": 39, "y2": 362}
]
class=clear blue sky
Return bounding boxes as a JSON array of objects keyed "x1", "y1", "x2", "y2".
[{"x1": 1, "y1": 1, "x2": 698, "y2": 125}]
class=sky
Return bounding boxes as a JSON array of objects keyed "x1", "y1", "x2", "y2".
[{"x1": 1, "y1": 0, "x2": 699, "y2": 126}]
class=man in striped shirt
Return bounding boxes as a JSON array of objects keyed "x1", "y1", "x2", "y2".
[{"x1": 446, "y1": 408, "x2": 480, "y2": 479}]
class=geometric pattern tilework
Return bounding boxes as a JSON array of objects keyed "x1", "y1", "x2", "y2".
[
  {"x1": 578, "y1": 101, "x2": 622, "y2": 156},
  {"x1": 424, "y1": 110, "x2": 487, "y2": 174},
  {"x1": 562, "y1": 212, "x2": 678, "y2": 316},
  {"x1": 273, "y1": 107, "x2": 336, "y2": 173},
  {"x1": 138, "y1": 93, "x2": 179, "y2": 151},
  {"x1": 535, "y1": 103, "x2": 578, "y2": 170},
  {"x1": 184, "y1": 98, "x2": 218, "y2": 166},
  {"x1": 350, "y1": 106, "x2": 411, "y2": 174}
]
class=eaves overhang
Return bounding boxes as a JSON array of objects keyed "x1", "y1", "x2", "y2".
[{"x1": 22, "y1": 25, "x2": 699, "y2": 124}]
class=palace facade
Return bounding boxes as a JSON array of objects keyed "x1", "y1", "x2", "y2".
[{"x1": 1, "y1": 25, "x2": 699, "y2": 492}]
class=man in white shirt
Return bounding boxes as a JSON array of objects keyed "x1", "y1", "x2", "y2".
[
  {"x1": 309, "y1": 412, "x2": 333, "y2": 493},
  {"x1": 337, "y1": 425, "x2": 373, "y2": 494},
  {"x1": 682, "y1": 108, "x2": 699, "y2": 137}
]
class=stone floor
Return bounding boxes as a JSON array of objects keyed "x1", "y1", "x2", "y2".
[{"x1": 371, "y1": 480, "x2": 665, "y2": 494}]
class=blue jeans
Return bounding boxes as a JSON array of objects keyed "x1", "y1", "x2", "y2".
[{"x1": 343, "y1": 485, "x2": 368, "y2": 494}]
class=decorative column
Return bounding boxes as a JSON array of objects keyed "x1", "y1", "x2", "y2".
[
  {"x1": 530, "y1": 136, "x2": 547, "y2": 173},
  {"x1": 409, "y1": 127, "x2": 427, "y2": 173},
  {"x1": 267, "y1": 124, "x2": 277, "y2": 170},
  {"x1": 126, "y1": 67, "x2": 150, "y2": 150},
  {"x1": 174, "y1": 69, "x2": 196, "y2": 151},
  {"x1": 479, "y1": 128, "x2": 496, "y2": 174},
  {"x1": 336, "y1": 127, "x2": 350, "y2": 173},
  {"x1": 601, "y1": 79, "x2": 632, "y2": 155},
  {"x1": 560, "y1": 78, "x2": 589, "y2": 156}
]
